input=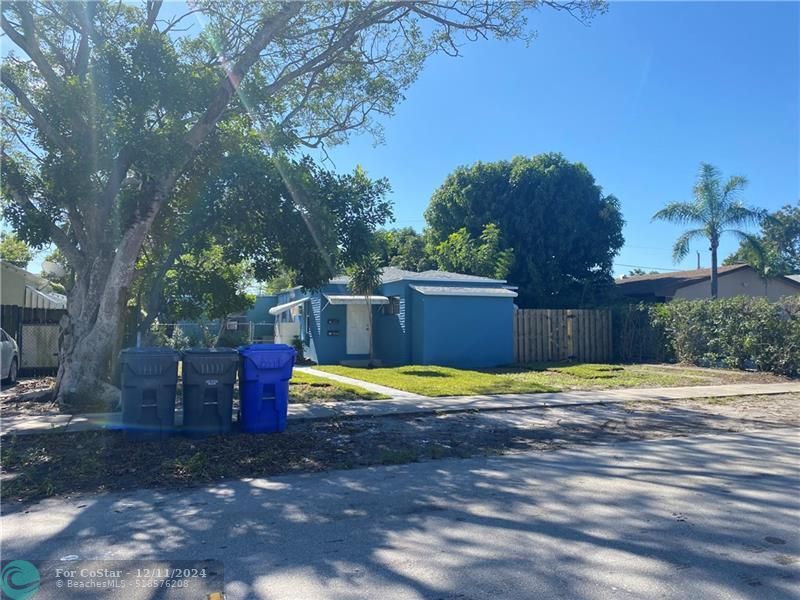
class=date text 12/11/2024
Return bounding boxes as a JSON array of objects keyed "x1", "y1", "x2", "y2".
[{"x1": 20, "y1": 560, "x2": 223, "y2": 598}]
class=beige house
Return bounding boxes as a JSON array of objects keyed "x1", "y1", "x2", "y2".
[
  {"x1": 615, "y1": 264, "x2": 800, "y2": 302},
  {"x1": 0, "y1": 260, "x2": 67, "y2": 309}
]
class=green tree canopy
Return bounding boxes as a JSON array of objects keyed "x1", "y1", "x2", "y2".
[
  {"x1": 725, "y1": 202, "x2": 800, "y2": 276},
  {"x1": 430, "y1": 223, "x2": 514, "y2": 280},
  {"x1": 0, "y1": 0, "x2": 605, "y2": 407},
  {"x1": 157, "y1": 244, "x2": 253, "y2": 324},
  {"x1": 424, "y1": 153, "x2": 624, "y2": 307},
  {"x1": 0, "y1": 231, "x2": 33, "y2": 267},
  {"x1": 134, "y1": 149, "x2": 392, "y2": 335},
  {"x1": 621, "y1": 268, "x2": 660, "y2": 278},
  {"x1": 374, "y1": 227, "x2": 434, "y2": 272}
]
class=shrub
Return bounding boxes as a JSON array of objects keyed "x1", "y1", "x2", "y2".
[
  {"x1": 612, "y1": 303, "x2": 671, "y2": 363},
  {"x1": 291, "y1": 335, "x2": 305, "y2": 363},
  {"x1": 650, "y1": 297, "x2": 800, "y2": 376},
  {"x1": 217, "y1": 327, "x2": 250, "y2": 348}
]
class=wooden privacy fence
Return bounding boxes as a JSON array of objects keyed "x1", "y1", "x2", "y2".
[{"x1": 514, "y1": 308, "x2": 612, "y2": 363}]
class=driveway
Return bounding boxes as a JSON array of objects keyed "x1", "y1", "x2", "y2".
[{"x1": 2, "y1": 428, "x2": 798, "y2": 599}]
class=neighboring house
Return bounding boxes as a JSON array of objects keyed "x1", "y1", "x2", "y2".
[
  {"x1": 0, "y1": 260, "x2": 66, "y2": 309},
  {"x1": 615, "y1": 264, "x2": 800, "y2": 302},
  {"x1": 268, "y1": 267, "x2": 518, "y2": 368}
]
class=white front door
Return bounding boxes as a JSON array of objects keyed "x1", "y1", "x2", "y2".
[{"x1": 346, "y1": 304, "x2": 370, "y2": 355}]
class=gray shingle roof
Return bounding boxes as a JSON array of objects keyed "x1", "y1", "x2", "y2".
[
  {"x1": 331, "y1": 266, "x2": 506, "y2": 286},
  {"x1": 410, "y1": 285, "x2": 517, "y2": 297}
]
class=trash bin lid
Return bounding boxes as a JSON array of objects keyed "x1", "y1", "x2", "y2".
[
  {"x1": 120, "y1": 347, "x2": 180, "y2": 355},
  {"x1": 183, "y1": 347, "x2": 238, "y2": 355},
  {"x1": 239, "y1": 343, "x2": 293, "y2": 354}
]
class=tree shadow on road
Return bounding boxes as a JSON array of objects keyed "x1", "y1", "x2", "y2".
[{"x1": 3, "y1": 412, "x2": 798, "y2": 599}]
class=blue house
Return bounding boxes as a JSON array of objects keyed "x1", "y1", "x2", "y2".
[{"x1": 268, "y1": 267, "x2": 517, "y2": 368}]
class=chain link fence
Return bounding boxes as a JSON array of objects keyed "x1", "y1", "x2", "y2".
[{"x1": 124, "y1": 320, "x2": 276, "y2": 350}]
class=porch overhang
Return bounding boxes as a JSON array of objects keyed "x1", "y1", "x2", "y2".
[
  {"x1": 324, "y1": 295, "x2": 390, "y2": 305},
  {"x1": 268, "y1": 297, "x2": 308, "y2": 316}
]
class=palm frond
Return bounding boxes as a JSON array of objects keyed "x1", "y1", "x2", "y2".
[
  {"x1": 726, "y1": 229, "x2": 767, "y2": 268},
  {"x1": 348, "y1": 254, "x2": 382, "y2": 295},
  {"x1": 722, "y1": 175, "x2": 748, "y2": 199},
  {"x1": 652, "y1": 201, "x2": 704, "y2": 225},
  {"x1": 720, "y1": 202, "x2": 765, "y2": 229},
  {"x1": 693, "y1": 163, "x2": 722, "y2": 215},
  {"x1": 672, "y1": 228, "x2": 706, "y2": 262}
]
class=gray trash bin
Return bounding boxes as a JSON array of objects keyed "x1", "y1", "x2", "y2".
[
  {"x1": 181, "y1": 347, "x2": 238, "y2": 437},
  {"x1": 120, "y1": 347, "x2": 179, "y2": 437}
]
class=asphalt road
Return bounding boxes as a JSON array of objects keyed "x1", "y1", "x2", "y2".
[{"x1": 2, "y1": 428, "x2": 798, "y2": 600}]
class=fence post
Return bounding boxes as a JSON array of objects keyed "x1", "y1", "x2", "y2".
[{"x1": 566, "y1": 309, "x2": 575, "y2": 359}]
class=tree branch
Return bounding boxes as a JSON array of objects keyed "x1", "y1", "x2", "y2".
[
  {"x1": 1, "y1": 69, "x2": 69, "y2": 153},
  {"x1": 145, "y1": 0, "x2": 162, "y2": 30},
  {"x1": 1, "y1": 151, "x2": 84, "y2": 268},
  {"x1": 1, "y1": 116, "x2": 44, "y2": 162},
  {"x1": 3, "y1": 4, "x2": 63, "y2": 92},
  {"x1": 184, "y1": 2, "x2": 303, "y2": 151},
  {"x1": 72, "y1": 2, "x2": 96, "y2": 79}
]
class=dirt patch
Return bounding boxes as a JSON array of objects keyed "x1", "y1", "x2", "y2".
[
  {"x1": 0, "y1": 377, "x2": 57, "y2": 416},
  {"x1": 2, "y1": 392, "x2": 797, "y2": 507}
]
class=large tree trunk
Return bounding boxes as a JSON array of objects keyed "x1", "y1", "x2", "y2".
[{"x1": 55, "y1": 221, "x2": 154, "y2": 411}]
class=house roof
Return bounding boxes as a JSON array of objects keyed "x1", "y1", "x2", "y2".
[
  {"x1": 615, "y1": 264, "x2": 800, "y2": 298},
  {"x1": 330, "y1": 266, "x2": 506, "y2": 286},
  {"x1": 410, "y1": 285, "x2": 518, "y2": 298}
]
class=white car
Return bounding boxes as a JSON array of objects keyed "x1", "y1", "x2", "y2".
[{"x1": 1, "y1": 328, "x2": 19, "y2": 385}]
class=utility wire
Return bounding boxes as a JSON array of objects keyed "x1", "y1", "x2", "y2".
[{"x1": 615, "y1": 262, "x2": 685, "y2": 272}]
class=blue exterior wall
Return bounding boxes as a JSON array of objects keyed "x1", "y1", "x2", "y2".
[
  {"x1": 374, "y1": 280, "x2": 411, "y2": 365},
  {"x1": 306, "y1": 282, "x2": 374, "y2": 364},
  {"x1": 410, "y1": 288, "x2": 425, "y2": 364},
  {"x1": 289, "y1": 278, "x2": 515, "y2": 367},
  {"x1": 412, "y1": 292, "x2": 514, "y2": 368},
  {"x1": 246, "y1": 295, "x2": 278, "y2": 323}
]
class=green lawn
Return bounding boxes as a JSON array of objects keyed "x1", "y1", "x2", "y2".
[
  {"x1": 289, "y1": 371, "x2": 389, "y2": 402},
  {"x1": 314, "y1": 363, "x2": 735, "y2": 397}
]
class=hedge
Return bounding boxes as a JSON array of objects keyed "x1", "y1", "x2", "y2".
[{"x1": 650, "y1": 296, "x2": 800, "y2": 376}]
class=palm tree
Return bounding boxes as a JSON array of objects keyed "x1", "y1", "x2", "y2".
[
  {"x1": 347, "y1": 254, "x2": 383, "y2": 366},
  {"x1": 653, "y1": 163, "x2": 764, "y2": 298}
]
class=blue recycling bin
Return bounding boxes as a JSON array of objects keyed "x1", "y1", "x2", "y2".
[{"x1": 238, "y1": 344, "x2": 296, "y2": 433}]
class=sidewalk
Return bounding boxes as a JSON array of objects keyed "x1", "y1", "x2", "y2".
[
  {"x1": 2, "y1": 381, "x2": 798, "y2": 436},
  {"x1": 295, "y1": 366, "x2": 425, "y2": 399}
]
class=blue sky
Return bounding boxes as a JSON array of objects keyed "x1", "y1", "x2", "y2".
[
  {"x1": 318, "y1": 1, "x2": 799, "y2": 276},
  {"x1": 10, "y1": 2, "x2": 799, "y2": 277}
]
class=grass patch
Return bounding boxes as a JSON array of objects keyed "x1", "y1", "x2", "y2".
[
  {"x1": 290, "y1": 371, "x2": 388, "y2": 402},
  {"x1": 315, "y1": 363, "x2": 726, "y2": 397}
]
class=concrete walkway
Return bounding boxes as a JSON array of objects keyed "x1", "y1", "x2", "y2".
[
  {"x1": 288, "y1": 380, "x2": 800, "y2": 420},
  {"x1": 295, "y1": 366, "x2": 425, "y2": 399},
  {"x1": 2, "y1": 381, "x2": 798, "y2": 436}
]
